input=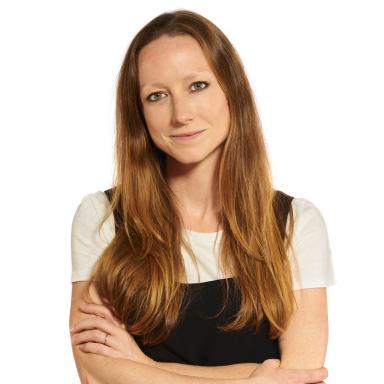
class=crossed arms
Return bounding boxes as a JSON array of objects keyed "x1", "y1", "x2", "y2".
[{"x1": 69, "y1": 282, "x2": 328, "y2": 383}]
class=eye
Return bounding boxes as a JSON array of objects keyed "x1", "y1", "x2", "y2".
[
  {"x1": 146, "y1": 81, "x2": 210, "y2": 102},
  {"x1": 146, "y1": 91, "x2": 166, "y2": 102},
  {"x1": 191, "y1": 81, "x2": 209, "y2": 91}
]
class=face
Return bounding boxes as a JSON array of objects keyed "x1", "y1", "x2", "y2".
[{"x1": 138, "y1": 34, "x2": 230, "y2": 168}]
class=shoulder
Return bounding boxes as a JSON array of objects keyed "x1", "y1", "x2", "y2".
[
  {"x1": 73, "y1": 189, "x2": 115, "y2": 232},
  {"x1": 70, "y1": 190, "x2": 115, "y2": 282},
  {"x1": 290, "y1": 197, "x2": 328, "y2": 239},
  {"x1": 72, "y1": 190, "x2": 113, "y2": 229},
  {"x1": 275, "y1": 191, "x2": 326, "y2": 238},
  {"x1": 75, "y1": 190, "x2": 111, "y2": 215},
  {"x1": 288, "y1": 196, "x2": 337, "y2": 290}
]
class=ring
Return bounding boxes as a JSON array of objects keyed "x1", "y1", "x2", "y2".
[{"x1": 104, "y1": 333, "x2": 109, "y2": 345}]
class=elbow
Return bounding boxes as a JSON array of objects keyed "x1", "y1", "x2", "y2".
[
  {"x1": 76, "y1": 350, "x2": 111, "y2": 384},
  {"x1": 72, "y1": 344, "x2": 101, "y2": 384},
  {"x1": 278, "y1": 337, "x2": 328, "y2": 370},
  {"x1": 279, "y1": 350, "x2": 327, "y2": 370}
]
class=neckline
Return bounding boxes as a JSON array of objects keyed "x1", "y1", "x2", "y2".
[
  {"x1": 187, "y1": 229, "x2": 223, "y2": 234},
  {"x1": 183, "y1": 228, "x2": 224, "y2": 240},
  {"x1": 180, "y1": 276, "x2": 234, "y2": 286}
]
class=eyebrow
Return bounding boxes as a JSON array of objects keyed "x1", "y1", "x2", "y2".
[{"x1": 140, "y1": 71, "x2": 210, "y2": 90}]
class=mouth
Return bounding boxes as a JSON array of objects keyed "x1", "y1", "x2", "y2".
[{"x1": 170, "y1": 129, "x2": 206, "y2": 141}]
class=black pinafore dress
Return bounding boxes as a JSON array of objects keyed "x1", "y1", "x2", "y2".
[{"x1": 104, "y1": 188, "x2": 293, "y2": 365}]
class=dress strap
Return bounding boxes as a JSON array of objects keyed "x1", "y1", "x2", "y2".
[
  {"x1": 103, "y1": 187, "x2": 123, "y2": 234},
  {"x1": 104, "y1": 187, "x2": 294, "y2": 239}
]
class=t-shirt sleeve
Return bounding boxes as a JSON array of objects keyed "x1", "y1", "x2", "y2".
[
  {"x1": 70, "y1": 191, "x2": 115, "y2": 282},
  {"x1": 287, "y1": 197, "x2": 337, "y2": 290}
]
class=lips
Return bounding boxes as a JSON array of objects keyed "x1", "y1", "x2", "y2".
[{"x1": 171, "y1": 129, "x2": 205, "y2": 137}]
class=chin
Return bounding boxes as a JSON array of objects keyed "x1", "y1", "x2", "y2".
[
  {"x1": 173, "y1": 157, "x2": 204, "y2": 166},
  {"x1": 166, "y1": 152, "x2": 208, "y2": 166}
]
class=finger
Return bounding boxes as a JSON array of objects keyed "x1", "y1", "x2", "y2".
[
  {"x1": 79, "y1": 302, "x2": 111, "y2": 317},
  {"x1": 72, "y1": 327, "x2": 124, "y2": 354},
  {"x1": 79, "y1": 303, "x2": 125, "y2": 328},
  {"x1": 262, "y1": 359, "x2": 281, "y2": 368},
  {"x1": 72, "y1": 329, "x2": 107, "y2": 346},
  {"x1": 298, "y1": 367, "x2": 328, "y2": 383},
  {"x1": 78, "y1": 342, "x2": 123, "y2": 359},
  {"x1": 79, "y1": 302, "x2": 114, "y2": 320},
  {"x1": 70, "y1": 316, "x2": 118, "y2": 336}
]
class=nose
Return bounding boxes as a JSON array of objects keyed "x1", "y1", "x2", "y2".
[{"x1": 171, "y1": 93, "x2": 194, "y2": 126}]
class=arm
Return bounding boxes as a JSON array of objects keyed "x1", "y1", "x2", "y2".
[
  {"x1": 278, "y1": 287, "x2": 329, "y2": 369},
  {"x1": 152, "y1": 361, "x2": 260, "y2": 380},
  {"x1": 81, "y1": 353, "x2": 248, "y2": 384},
  {"x1": 157, "y1": 288, "x2": 328, "y2": 379},
  {"x1": 155, "y1": 287, "x2": 328, "y2": 379},
  {"x1": 69, "y1": 282, "x2": 99, "y2": 383},
  {"x1": 70, "y1": 281, "x2": 249, "y2": 384}
]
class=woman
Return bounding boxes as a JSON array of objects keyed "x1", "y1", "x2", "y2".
[{"x1": 69, "y1": 9, "x2": 335, "y2": 384}]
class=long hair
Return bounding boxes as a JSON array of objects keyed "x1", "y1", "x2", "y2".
[{"x1": 83, "y1": 9, "x2": 297, "y2": 346}]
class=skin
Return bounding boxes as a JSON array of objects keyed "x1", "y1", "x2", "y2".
[
  {"x1": 138, "y1": 34, "x2": 230, "y2": 230},
  {"x1": 71, "y1": 301, "x2": 328, "y2": 383},
  {"x1": 70, "y1": 34, "x2": 329, "y2": 383}
]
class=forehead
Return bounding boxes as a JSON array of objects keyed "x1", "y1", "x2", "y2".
[{"x1": 138, "y1": 34, "x2": 213, "y2": 89}]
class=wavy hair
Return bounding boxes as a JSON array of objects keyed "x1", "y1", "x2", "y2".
[{"x1": 83, "y1": 9, "x2": 297, "y2": 346}]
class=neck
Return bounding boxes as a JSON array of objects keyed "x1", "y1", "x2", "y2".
[{"x1": 165, "y1": 154, "x2": 221, "y2": 222}]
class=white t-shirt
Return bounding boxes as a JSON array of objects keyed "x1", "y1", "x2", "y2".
[{"x1": 71, "y1": 191, "x2": 337, "y2": 290}]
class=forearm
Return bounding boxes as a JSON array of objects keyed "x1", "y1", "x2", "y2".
[
  {"x1": 153, "y1": 361, "x2": 260, "y2": 380},
  {"x1": 80, "y1": 352, "x2": 249, "y2": 384},
  {"x1": 72, "y1": 345, "x2": 91, "y2": 383}
]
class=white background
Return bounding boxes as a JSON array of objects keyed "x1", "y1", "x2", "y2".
[{"x1": 3, "y1": 0, "x2": 384, "y2": 382}]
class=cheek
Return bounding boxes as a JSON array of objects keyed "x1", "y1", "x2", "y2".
[
  {"x1": 143, "y1": 109, "x2": 168, "y2": 138},
  {"x1": 143, "y1": 106, "x2": 157, "y2": 127},
  {"x1": 144, "y1": 123, "x2": 172, "y2": 155},
  {"x1": 146, "y1": 126, "x2": 165, "y2": 149},
  {"x1": 210, "y1": 94, "x2": 230, "y2": 133}
]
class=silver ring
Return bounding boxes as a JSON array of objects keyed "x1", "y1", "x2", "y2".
[{"x1": 104, "y1": 333, "x2": 109, "y2": 345}]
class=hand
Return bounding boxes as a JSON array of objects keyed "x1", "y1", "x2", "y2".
[
  {"x1": 248, "y1": 359, "x2": 328, "y2": 384},
  {"x1": 70, "y1": 302, "x2": 154, "y2": 366}
]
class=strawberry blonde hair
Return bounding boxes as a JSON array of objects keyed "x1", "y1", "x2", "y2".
[{"x1": 83, "y1": 9, "x2": 297, "y2": 346}]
